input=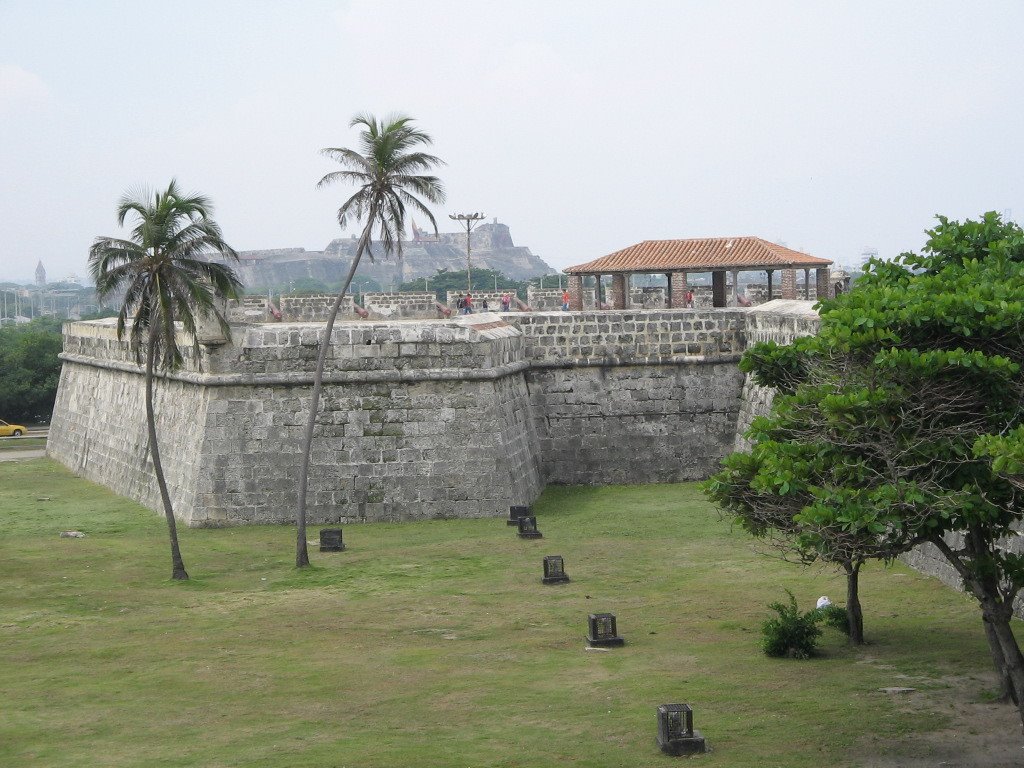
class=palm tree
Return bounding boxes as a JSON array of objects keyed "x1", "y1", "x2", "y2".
[
  {"x1": 296, "y1": 113, "x2": 446, "y2": 566},
  {"x1": 89, "y1": 181, "x2": 242, "y2": 580}
]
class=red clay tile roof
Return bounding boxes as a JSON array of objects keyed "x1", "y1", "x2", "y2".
[{"x1": 565, "y1": 237, "x2": 832, "y2": 274}]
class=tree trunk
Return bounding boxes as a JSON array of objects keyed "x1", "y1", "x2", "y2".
[
  {"x1": 844, "y1": 560, "x2": 865, "y2": 644},
  {"x1": 146, "y1": 324, "x2": 188, "y2": 580},
  {"x1": 983, "y1": 615, "x2": 1017, "y2": 704},
  {"x1": 987, "y1": 611, "x2": 1024, "y2": 733},
  {"x1": 932, "y1": 532, "x2": 1024, "y2": 712},
  {"x1": 296, "y1": 223, "x2": 374, "y2": 568}
]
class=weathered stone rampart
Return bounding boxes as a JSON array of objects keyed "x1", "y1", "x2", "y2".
[{"x1": 49, "y1": 303, "x2": 814, "y2": 527}]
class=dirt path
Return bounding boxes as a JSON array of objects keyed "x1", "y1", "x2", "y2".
[{"x1": 854, "y1": 671, "x2": 1024, "y2": 767}]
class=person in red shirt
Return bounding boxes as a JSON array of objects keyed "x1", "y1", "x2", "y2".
[{"x1": 561, "y1": 289, "x2": 570, "y2": 311}]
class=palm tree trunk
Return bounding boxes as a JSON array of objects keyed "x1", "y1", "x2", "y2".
[
  {"x1": 296, "y1": 221, "x2": 374, "y2": 567},
  {"x1": 146, "y1": 323, "x2": 188, "y2": 580}
]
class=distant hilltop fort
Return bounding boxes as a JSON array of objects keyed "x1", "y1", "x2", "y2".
[{"x1": 231, "y1": 219, "x2": 555, "y2": 289}]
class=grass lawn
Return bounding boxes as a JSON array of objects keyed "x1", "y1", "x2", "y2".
[
  {"x1": 0, "y1": 459, "x2": 1010, "y2": 767},
  {"x1": 0, "y1": 437, "x2": 45, "y2": 452}
]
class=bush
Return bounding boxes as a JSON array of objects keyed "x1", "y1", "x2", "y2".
[
  {"x1": 761, "y1": 590, "x2": 823, "y2": 659},
  {"x1": 818, "y1": 604, "x2": 851, "y2": 636}
]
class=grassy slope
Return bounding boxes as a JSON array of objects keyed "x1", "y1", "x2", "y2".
[{"x1": 0, "y1": 459, "x2": 1003, "y2": 767}]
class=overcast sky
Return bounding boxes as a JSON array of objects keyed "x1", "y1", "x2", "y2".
[{"x1": 2, "y1": 0, "x2": 1022, "y2": 283}]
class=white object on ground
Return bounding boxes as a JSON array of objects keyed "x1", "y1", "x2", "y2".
[{"x1": 816, "y1": 596, "x2": 832, "y2": 609}]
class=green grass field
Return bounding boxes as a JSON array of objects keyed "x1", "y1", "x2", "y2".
[
  {"x1": 0, "y1": 459, "x2": 1007, "y2": 767},
  {"x1": 0, "y1": 436, "x2": 45, "y2": 452}
]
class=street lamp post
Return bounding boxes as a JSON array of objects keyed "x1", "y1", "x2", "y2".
[{"x1": 449, "y1": 212, "x2": 486, "y2": 295}]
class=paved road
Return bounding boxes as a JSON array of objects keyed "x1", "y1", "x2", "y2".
[{"x1": 0, "y1": 449, "x2": 46, "y2": 462}]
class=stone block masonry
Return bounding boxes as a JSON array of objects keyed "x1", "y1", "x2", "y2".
[{"x1": 49, "y1": 303, "x2": 806, "y2": 527}]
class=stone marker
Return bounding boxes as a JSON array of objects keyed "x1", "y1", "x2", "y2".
[
  {"x1": 319, "y1": 528, "x2": 345, "y2": 552},
  {"x1": 587, "y1": 613, "x2": 624, "y2": 647},
  {"x1": 507, "y1": 505, "x2": 532, "y2": 527},
  {"x1": 517, "y1": 516, "x2": 543, "y2": 539},
  {"x1": 542, "y1": 555, "x2": 570, "y2": 584},
  {"x1": 59, "y1": 531, "x2": 86, "y2": 538},
  {"x1": 657, "y1": 703, "x2": 707, "y2": 756}
]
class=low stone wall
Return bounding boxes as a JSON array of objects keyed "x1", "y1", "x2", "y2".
[
  {"x1": 444, "y1": 291, "x2": 519, "y2": 311},
  {"x1": 362, "y1": 292, "x2": 439, "y2": 319},
  {"x1": 278, "y1": 295, "x2": 355, "y2": 322},
  {"x1": 628, "y1": 287, "x2": 667, "y2": 309},
  {"x1": 527, "y1": 287, "x2": 597, "y2": 310},
  {"x1": 228, "y1": 296, "x2": 271, "y2": 322},
  {"x1": 732, "y1": 301, "x2": 820, "y2": 451},
  {"x1": 505, "y1": 309, "x2": 744, "y2": 365}
]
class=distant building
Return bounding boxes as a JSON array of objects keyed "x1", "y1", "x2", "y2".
[{"x1": 35, "y1": 260, "x2": 46, "y2": 286}]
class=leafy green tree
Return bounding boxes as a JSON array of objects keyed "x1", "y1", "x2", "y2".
[
  {"x1": 89, "y1": 181, "x2": 242, "y2": 581},
  {"x1": 399, "y1": 267, "x2": 526, "y2": 302},
  {"x1": 0, "y1": 317, "x2": 63, "y2": 422},
  {"x1": 706, "y1": 213, "x2": 1024, "y2": 723},
  {"x1": 295, "y1": 114, "x2": 446, "y2": 567},
  {"x1": 287, "y1": 277, "x2": 330, "y2": 295}
]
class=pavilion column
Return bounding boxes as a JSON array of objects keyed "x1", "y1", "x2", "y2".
[
  {"x1": 816, "y1": 267, "x2": 831, "y2": 300},
  {"x1": 766, "y1": 270, "x2": 775, "y2": 300},
  {"x1": 567, "y1": 274, "x2": 584, "y2": 311},
  {"x1": 730, "y1": 270, "x2": 740, "y2": 306},
  {"x1": 712, "y1": 270, "x2": 727, "y2": 308},
  {"x1": 609, "y1": 273, "x2": 627, "y2": 310},
  {"x1": 781, "y1": 268, "x2": 797, "y2": 300},
  {"x1": 668, "y1": 272, "x2": 687, "y2": 309},
  {"x1": 803, "y1": 268, "x2": 811, "y2": 299}
]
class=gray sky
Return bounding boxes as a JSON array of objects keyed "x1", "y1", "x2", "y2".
[{"x1": 2, "y1": 0, "x2": 1022, "y2": 283}]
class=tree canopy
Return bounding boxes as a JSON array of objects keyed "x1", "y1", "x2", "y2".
[
  {"x1": 399, "y1": 267, "x2": 527, "y2": 301},
  {"x1": 706, "y1": 213, "x2": 1024, "y2": 724},
  {"x1": 0, "y1": 317, "x2": 64, "y2": 423}
]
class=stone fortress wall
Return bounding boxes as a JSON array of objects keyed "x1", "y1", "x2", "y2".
[{"x1": 48, "y1": 302, "x2": 805, "y2": 527}]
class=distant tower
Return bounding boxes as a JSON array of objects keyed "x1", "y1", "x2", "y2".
[{"x1": 35, "y1": 260, "x2": 46, "y2": 286}]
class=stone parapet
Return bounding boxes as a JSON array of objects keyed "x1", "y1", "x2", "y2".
[
  {"x1": 279, "y1": 295, "x2": 355, "y2": 322},
  {"x1": 362, "y1": 292, "x2": 438, "y2": 319},
  {"x1": 504, "y1": 310, "x2": 745, "y2": 365},
  {"x1": 628, "y1": 287, "x2": 666, "y2": 309}
]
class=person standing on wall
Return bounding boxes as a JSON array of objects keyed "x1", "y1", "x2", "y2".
[
  {"x1": 464, "y1": 293, "x2": 473, "y2": 314},
  {"x1": 500, "y1": 291, "x2": 511, "y2": 312},
  {"x1": 685, "y1": 289, "x2": 694, "y2": 308},
  {"x1": 561, "y1": 288, "x2": 570, "y2": 311}
]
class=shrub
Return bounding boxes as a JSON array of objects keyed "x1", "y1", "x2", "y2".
[
  {"x1": 818, "y1": 604, "x2": 851, "y2": 636},
  {"x1": 761, "y1": 590, "x2": 823, "y2": 659}
]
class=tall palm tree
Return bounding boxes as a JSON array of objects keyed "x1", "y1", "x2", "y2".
[
  {"x1": 89, "y1": 181, "x2": 242, "y2": 580},
  {"x1": 296, "y1": 113, "x2": 446, "y2": 566}
]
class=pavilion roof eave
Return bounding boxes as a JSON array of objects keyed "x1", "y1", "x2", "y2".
[{"x1": 564, "y1": 262, "x2": 830, "y2": 276}]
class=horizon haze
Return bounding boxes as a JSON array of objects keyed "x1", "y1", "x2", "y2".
[{"x1": 2, "y1": 0, "x2": 1022, "y2": 284}]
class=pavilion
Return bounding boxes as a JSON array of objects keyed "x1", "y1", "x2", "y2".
[{"x1": 563, "y1": 236, "x2": 833, "y2": 310}]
